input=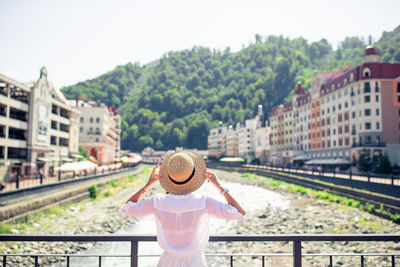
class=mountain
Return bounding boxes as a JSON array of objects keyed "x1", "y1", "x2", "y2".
[{"x1": 61, "y1": 26, "x2": 400, "y2": 152}]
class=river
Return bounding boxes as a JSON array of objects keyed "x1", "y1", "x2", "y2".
[{"x1": 53, "y1": 179, "x2": 290, "y2": 266}]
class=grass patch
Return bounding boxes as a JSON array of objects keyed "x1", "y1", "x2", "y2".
[
  {"x1": 392, "y1": 213, "x2": 400, "y2": 223},
  {"x1": 0, "y1": 223, "x2": 12, "y2": 234},
  {"x1": 358, "y1": 219, "x2": 383, "y2": 231}
]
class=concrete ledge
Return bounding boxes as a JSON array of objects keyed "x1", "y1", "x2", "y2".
[{"x1": 0, "y1": 165, "x2": 143, "y2": 223}]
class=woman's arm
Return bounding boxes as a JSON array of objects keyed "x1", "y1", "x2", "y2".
[
  {"x1": 125, "y1": 163, "x2": 161, "y2": 203},
  {"x1": 204, "y1": 171, "x2": 246, "y2": 216}
]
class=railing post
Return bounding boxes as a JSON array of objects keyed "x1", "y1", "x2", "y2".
[
  {"x1": 16, "y1": 174, "x2": 20, "y2": 189},
  {"x1": 230, "y1": 255, "x2": 234, "y2": 267},
  {"x1": 3, "y1": 255, "x2": 6, "y2": 267},
  {"x1": 367, "y1": 172, "x2": 370, "y2": 183},
  {"x1": 392, "y1": 255, "x2": 395, "y2": 267},
  {"x1": 349, "y1": 169, "x2": 352, "y2": 180},
  {"x1": 361, "y1": 255, "x2": 364, "y2": 267},
  {"x1": 131, "y1": 240, "x2": 138, "y2": 267},
  {"x1": 329, "y1": 255, "x2": 333, "y2": 267},
  {"x1": 391, "y1": 174, "x2": 394, "y2": 186},
  {"x1": 293, "y1": 240, "x2": 302, "y2": 267}
]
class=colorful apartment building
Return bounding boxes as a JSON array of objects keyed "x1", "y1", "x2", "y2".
[{"x1": 270, "y1": 45, "x2": 400, "y2": 167}]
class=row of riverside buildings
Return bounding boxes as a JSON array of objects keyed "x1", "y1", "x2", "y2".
[
  {"x1": 208, "y1": 45, "x2": 400, "y2": 168},
  {"x1": 0, "y1": 67, "x2": 121, "y2": 181}
]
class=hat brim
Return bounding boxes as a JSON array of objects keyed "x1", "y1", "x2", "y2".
[{"x1": 159, "y1": 150, "x2": 206, "y2": 195}]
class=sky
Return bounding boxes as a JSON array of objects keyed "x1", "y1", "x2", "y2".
[{"x1": 0, "y1": 0, "x2": 399, "y2": 88}]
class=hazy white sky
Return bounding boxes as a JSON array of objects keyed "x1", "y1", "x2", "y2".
[{"x1": 0, "y1": 0, "x2": 399, "y2": 88}]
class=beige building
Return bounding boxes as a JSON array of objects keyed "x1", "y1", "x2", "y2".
[
  {"x1": 207, "y1": 122, "x2": 227, "y2": 158},
  {"x1": 0, "y1": 67, "x2": 80, "y2": 180},
  {"x1": 68, "y1": 100, "x2": 121, "y2": 165}
]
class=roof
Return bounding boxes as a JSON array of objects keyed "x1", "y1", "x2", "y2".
[{"x1": 320, "y1": 62, "x2": 400, "y2": 97}]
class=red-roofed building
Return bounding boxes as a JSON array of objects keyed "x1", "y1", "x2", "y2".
[{"x1": 268, "y1": 45, "x2": 400, "y2": 168}]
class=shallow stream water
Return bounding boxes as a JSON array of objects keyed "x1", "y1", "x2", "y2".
[{"x1": 52, "y1": 180, "x2": 290, "y2": 266}]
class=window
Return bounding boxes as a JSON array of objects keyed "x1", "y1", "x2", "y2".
[
  {"x1": 376, "y1": 122, "x2": 380, "y2": 130},
  {"x1": 376, "y1": 109, "x2": 380, "y2": 116},
  {"x1": 80, "y1": 117, "x2": 84, "y2": 123},
  {"x1": 376, "y1": 95, "x2": 379, "y2": 102},
  {"x1": 365, "y1": 95, "x2": 371, "y2": 103},
  {"x1": 397, "y1": 82, "x2": 400, "y2": 93},
  {"x1": 364, "y1": 82, "x2": 371, "y2": 93},
  {"x1": 80, "y1": 127, "x2": 83, "y2": 133},
  {"x1": 364, "y1": 109, "x2": 371, "y2": 116},
  {"x1": 51, "y1": 120, "x2": 57, "y2": 130},
  {"x1": 345, "y1": 102, "x2": 348, "y2": 108},
  {"x1": 96, "y1": 117, "x2": 100, "y2": 123},
  {"x1": 352, "y1": 112, "x2": 356, "y2": 118},
  {"x1": 90, "y1": 117, "x2": 93, "y2": 123},
  {"x1": 51, "y1": 136, "x2": 57, "y2": 145},
  {"x1": 333, "y1": 106, "x2": 336, "y2": 112},
  {"x1": 365, "y1": 122, "x2": 371, "y2": 130},
  {"x1": 338, "y1": 104, "x2": 342, "y2": 110},
  {"x1": 375, "y1": 82, "x2": 379, "y2": 92}
]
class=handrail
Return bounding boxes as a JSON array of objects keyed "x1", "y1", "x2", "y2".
[{"x1": 1, "y1": 234, "x2": 399, "y2": 267}]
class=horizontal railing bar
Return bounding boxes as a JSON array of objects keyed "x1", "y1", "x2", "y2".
[
  {"x1": 1, "y1": 253, "x2": 399, "y2": 257},
  {"x1": 1, "y1": 234, "x2": 400, "y2": 242},
  {"x1": 0, "y1": 254, "x2": 131, "y2": 257}
]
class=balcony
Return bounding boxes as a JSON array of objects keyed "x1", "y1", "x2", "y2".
[{"x1": 352, "y1": 142, "x2": 385, "y2": 148}]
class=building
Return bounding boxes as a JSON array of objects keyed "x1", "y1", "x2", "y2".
[
  {"x1": 207, "y1": 105, "x2": 270, "y2": 162},
  {"x1": 207, "y1": 122, "x2": 227, "y2": 158},
  {"x1": 0, "y1": 67, "x2": 80, "y2": 180},
  {"x1": 225, "y1": 125, "x2": 238, "y2": 157},
  {"x1": 268, "y1": 45, "x2": 400, "y2": 167},
  {"x1": 68, "y1": 100, "x2": 121, "y2": 165}
]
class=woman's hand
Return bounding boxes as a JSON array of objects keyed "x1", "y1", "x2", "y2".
[
  {"x1": 145, "y1": 163, "x2": 161, "y2": 189},
  {"x1": 204, "y1": 171, "x2": 221, "y2": 188}
]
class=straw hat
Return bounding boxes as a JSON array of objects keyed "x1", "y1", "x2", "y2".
[{"x1": 159, "y1": 151, "x2": 207, "y2": 195}]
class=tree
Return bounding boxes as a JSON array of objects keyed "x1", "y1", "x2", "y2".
[
  {"x1": 357, "y1": 150, "x2": 371, "y2": 172},
  {"x1": 373, "y1": 153, "x2": 392, "y2": 174},
  {"x1": 78, "y1": 146, "x2": 89, "y2": 160}
]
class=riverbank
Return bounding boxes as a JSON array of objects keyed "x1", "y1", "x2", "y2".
[{"x1": 1, "y1": 167, "x2": 400, "y2": 266}]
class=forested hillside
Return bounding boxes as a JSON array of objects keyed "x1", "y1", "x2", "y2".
[{"x1": 62, "y1": 25, "x2": 400, "y2": 152}]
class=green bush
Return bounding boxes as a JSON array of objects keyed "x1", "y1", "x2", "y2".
[
  {"x1": 89, "y1": 185, "x2": 98, "y2": 199},
  {"x1": 392, "y1": 213, "x2": 400, "y2": 223},
  {"x1": 109, "y1": 181, "x2": 117, "y2": 188},
  {"x1": 0, "y1": 224, "x2": 12, "y2": 234},
  {"x1": 367, "y1": 204, "x2": 375, "y2": 214}
]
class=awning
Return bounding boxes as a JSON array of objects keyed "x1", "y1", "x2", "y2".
[
  {"x1": 305, "y1": 158, "x2": 350, "y2": 165},
  {"x1": 219, "y1": 157, "x2": 246, "y2": 163},
  {"x1": 56, "y1": 160, "x2": 98, "y2": 172},
  {"x1": 70, "y1": 154, "x2": 84, "y2": 159},
  {"x1": 293, "y1": 155, "x2": 311, "y2": 160},
  {"x1": 37, "y1": 157, "x2": 53, "y2": 162},
  {"x1": 61, "y1": 157, "x2": 73, "y2": 162}
]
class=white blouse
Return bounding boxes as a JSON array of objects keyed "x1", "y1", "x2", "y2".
[{"x1": 121, "y1": 193, "x2": 242, "y2": 256}]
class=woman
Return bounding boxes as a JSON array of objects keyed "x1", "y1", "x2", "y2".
[{"x1": 121, "y1": 150, "x2": 245, "y2": 266}]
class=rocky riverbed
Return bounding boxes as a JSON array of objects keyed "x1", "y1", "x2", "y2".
[{"x1": 1, "y1": 167, "x2": 400, "y2": 266}]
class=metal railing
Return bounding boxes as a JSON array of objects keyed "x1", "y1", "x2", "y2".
[
  {"x1": 0, "y1": 234, "x2": 399, "y2": 267},
  {"x1": 251, "y1": 164, "x2": 399, "y2": 187}
]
